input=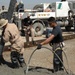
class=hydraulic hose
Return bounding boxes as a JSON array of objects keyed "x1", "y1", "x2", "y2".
[
  {"x1": 26, "y1": 48, "x2": 37, "y2": 74},
  {"x1": 25, "y1": 46, "x2": 70, "y2": 75},
  {"x1": 62, "y1": 50, "x2": 70, "y2": 74}
]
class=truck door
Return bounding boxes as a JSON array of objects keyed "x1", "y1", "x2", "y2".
[{"x1": 56, "y1": 1, "x2": 70, "y2": 17}]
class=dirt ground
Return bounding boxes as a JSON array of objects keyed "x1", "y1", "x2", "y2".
[{"x1": 0, "y1": 39, "x2": 75, "y2": 75}]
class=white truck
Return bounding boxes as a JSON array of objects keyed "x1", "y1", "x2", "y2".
[
  {"x1": 0, "y1": 0, "x2": 75, "y2": 36},
  {"x1": 26, "y1": 1, "x2": 75, "y2": 36}
]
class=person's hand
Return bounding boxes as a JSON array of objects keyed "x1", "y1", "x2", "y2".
[{"x1": 37, "y1": 44, "x2": 42, "y2": 49}]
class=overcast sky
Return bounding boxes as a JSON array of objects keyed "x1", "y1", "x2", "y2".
[{"x1": 0, "y1": 0, "x2": 61, "y2": 9}]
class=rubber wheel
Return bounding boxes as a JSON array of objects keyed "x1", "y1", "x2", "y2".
[
  {"x1": 0, "y1": 11, "x2": 8, "y2": 19},
  {"x1": 65, "y1": 19, "x2": 73, "y2": 31},
  {"x1": 74, "y1": 24, "x2": 75, "y2": 31},
  {"x1": 33, "y1": 22, "x2": 44, "y2": 36},
  {"x1": 65, "y1": 26, "x2": 71, "y2": 31},
  {"x1": 68, "y1": 11, "x2": 74, "y2": 19},
  {"x1": 33, "y1": 4, "x2": 43, "y2": 11}
]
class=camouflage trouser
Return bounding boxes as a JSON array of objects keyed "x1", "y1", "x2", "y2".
[
  {"x1": 10, "y1": 51, "x2": 26, "y2": 68},
  {"x1": 52, "y1": 43, "x2": 63, "y2": 72}
]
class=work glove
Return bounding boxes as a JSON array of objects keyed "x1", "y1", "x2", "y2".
[
  {"x1": 61, "y1": 42, "x2": 65, "y2": 47},
  {"x1": 37, "y1": 44, "x2": 42, "y2": 49}
]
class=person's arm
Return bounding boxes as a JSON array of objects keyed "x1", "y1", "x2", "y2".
[
  {"x1": 37, "y1": 34, "x2": 55, "y2": 49},
  {"x1": 41, "y1": 34, "x2": 55, "y2": 45}
]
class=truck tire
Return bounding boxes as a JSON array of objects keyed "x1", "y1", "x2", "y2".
[
  {"x1": 33, "y1": 4, "x2": 43, "y2": 12},
  {"x1": 33, "y1": 22, "x2": 44, "y2": 36},
  {"x1": 68, "y1": 11, "x2": 74, "y2": 19},
  {"x1": 65, "y1": 26, "x2": 71, "y2": 31},
  {"x1": 74, "y1": 25, "x2": 75, "y2": 31},
  {"x1": 65, "y1": 19, "x2": 73, "y2": 31},
  {"x1": 0, "y1": 10, "x2": 8, "y2": 19},
  {"x1": 74, "y1": 18, "x2": 75, "y2": 31}
]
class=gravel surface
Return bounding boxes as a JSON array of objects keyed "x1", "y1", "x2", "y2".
[{"x1": 0, "y1": 39, "x2": 75, "y2": 75}]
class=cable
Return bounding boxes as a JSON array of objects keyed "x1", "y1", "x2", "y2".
[
  {"x1": 26, "y1": 48, "x2": 37, "y2": 74},
  {"x1": 25, "y1": 46, "x2": 70, "y2": 75},
  {"x1": 62, "y1": 50, "x2": 70, "y2": 74}
]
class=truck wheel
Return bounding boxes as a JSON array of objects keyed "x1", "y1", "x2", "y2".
[
  {"x1": 33, "y1": 5, "x2": 43, "y2": 12},
  {"x1": 74, "y1": 24, "x2": 75, "y2": 31},
  {"x1": 68, "y1": 11, "x2": 74, "y2": 19},
  {"x1": 33, "y1": 22, "x2": 44, "y2": 36},
  {"x1": 65, "y1": 26, "x2": 71, "y2": 31}
]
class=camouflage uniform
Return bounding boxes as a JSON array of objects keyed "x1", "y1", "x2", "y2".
[{"x1": 3, "y1": 23, "x2": 24, "y2": 53}]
